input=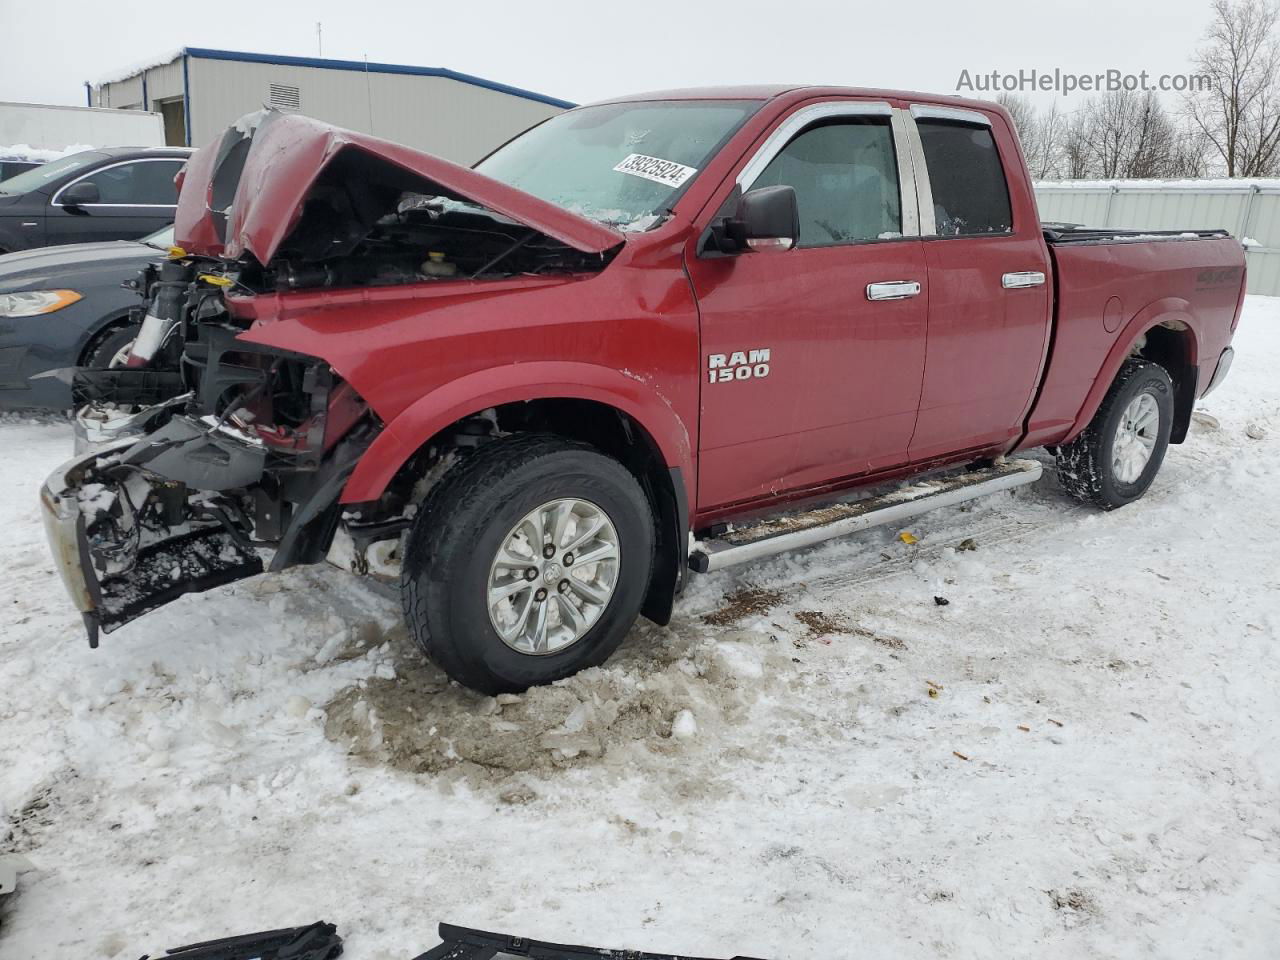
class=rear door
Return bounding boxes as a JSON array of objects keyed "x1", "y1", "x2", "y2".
[
  {"x1": 46, "y1": 157, "x2": 184, "y2": 245},
  {"x1": 905, "y1": 107, "x2": 1052, "y2": 461},
  {"x1": 688, "y1": 101, "x2": 929, "y2": 511}
]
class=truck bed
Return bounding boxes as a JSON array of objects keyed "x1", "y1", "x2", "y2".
[
  {"x1": 1022, "y1": 227, "x2": 1247, "y2": 450},
  {"x1": 1043, "y1": 223, "x2": 1232, "y2": 245}
]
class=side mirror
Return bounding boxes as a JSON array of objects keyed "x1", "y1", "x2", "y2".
[
  {"x1": 60, "y1": 181, "x2": 100, "y2": 207},
  {"x1": 708, "y1": 185, "x2": 799, "y2": 254}
]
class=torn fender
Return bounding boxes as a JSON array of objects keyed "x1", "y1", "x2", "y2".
[{"x1": 174, "y1": 109, "x2": 624, "y2": 263}]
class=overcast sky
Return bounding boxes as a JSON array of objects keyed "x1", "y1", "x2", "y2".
[{"x1": 1, "y1": 0, "x2": 1217, "y2": 114}]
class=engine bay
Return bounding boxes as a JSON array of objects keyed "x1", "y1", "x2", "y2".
[{"x1": 252, "y1": 191, "x2": 618, "y2": 293}]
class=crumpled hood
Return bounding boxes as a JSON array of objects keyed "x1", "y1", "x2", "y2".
[{"x1": 174, "y1": 109, "x2": 623, "y2": 264}]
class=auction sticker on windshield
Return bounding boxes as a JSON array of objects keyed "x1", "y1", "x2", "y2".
[{"x1": 613, "y1": 153, "x2": 698, "y2": 188}]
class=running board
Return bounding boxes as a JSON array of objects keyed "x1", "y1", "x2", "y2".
[{"x1": 689, "y1": 458, "x2": 1043, "y2": 573}]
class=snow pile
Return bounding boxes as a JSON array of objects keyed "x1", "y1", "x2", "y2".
[
  {"x1": 324, "y1": 622, "x2": 780, "y2": 778},
  {"x1": 2, "y1": 302, "x2": 1280, "y2": 958},
  {"x1": 0, "y1": 143, "x2": 97, "y2": 163},
  {"x1": 94, "y1": 49, "x2": 185, "y2": 88}
]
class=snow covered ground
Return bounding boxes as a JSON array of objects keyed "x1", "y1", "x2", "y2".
[{"x1": 2, "y1": 299, "x2": 1278, "y2": 960}]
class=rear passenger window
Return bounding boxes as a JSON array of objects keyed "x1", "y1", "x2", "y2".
[
  {"x1": 747, "y1": 118, "x2": 902, "y2": 247},
  {"x1": 916, "y1": 119, "x2": 1012, "y2": 236},
  {"x1": 91, "y1": 160, "x2": 183, "y2": 205}
]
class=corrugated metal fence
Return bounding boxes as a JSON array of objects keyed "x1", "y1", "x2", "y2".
[{"x1": 1034, "y1": 179, "x2": 1280, "y2": 296}]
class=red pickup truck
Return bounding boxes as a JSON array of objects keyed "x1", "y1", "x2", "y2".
[{"x1": 42, "y1": 86, "x2": 1245, "y2": 694}]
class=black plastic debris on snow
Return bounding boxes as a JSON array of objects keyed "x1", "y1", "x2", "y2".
[
  {"x1": 141, "y1": 921, "x2": 341, "y2": 960},
  {"x1": 412, "y1": 923, "x2": 771, "y2": 960}
]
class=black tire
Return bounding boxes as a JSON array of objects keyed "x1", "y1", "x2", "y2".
[
  {"x1": 1055, "y1": 358, "x2": 1174, "y2": 510},
  {"x1": 82, "y1": 322, "x2": 141, "y2": 369},
  {"x1": 401, "y1": 434, "x2": 655, "y2": 694}
]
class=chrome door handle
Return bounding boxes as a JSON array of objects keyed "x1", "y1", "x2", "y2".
[
  {"x1": 866, "y1": 280, "x2": 922, "y2": 301},
  {"x1": 1002, "y1": 271, "x2": 1046, "y2": 288}
]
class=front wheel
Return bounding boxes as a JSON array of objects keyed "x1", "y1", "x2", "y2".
[
  {"x1": 83, "y1": 322, "x2": 142, "y2": 369},
  {"x1": 401, "y1": 434, "x2": 655, "y2": 694},
  {"x1": 1055, "y1": 358, "x2": 1174, "y2": 510}
]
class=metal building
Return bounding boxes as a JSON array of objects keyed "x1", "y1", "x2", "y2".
[
  {"x1": 90, "y1": 47, "x2": 574, "y2": 164},
  {"x1": 1035, "y1": 178, "x2": 1280, "y2": 296}
]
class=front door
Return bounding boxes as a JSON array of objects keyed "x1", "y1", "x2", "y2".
[
  {"x1": 46, "y1": 158, "x2": 183, "y2": 245},
  {"x1": 688, "y1": 105, "x2": 929, "y2": 512}
]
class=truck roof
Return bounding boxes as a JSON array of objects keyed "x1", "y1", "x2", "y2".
[{"x1": 596, "y1": 84, "x2": 1005, "y2": 114}]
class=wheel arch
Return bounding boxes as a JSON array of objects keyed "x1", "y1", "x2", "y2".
[
  {"x1": 1064, "y1": 297, "x2": 1201, "y2": 446},
  {"x1": 341, "y1": 363, "x2": 695, "y2": 624},
  {"x1": 75, "y1": 308, "x2": 142, "y2": 366}
]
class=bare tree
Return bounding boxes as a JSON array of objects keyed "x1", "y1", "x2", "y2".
[
  {"x1": 1077, "y1": 92, "x2": 1131, "y2": 178},
  {"x1": 1065, "y1": 91, "x2": 1191, "y2": 179},
  {"x1": 1124, "y1": 93, "x2": 1182, "y2": 178},
  {"x1": 1062, "y1": 110, "x2": 1095, "y2": 179},
  {"x1": 997, "y1": 92, "x2": 1067, "y2": 179},
  {"x1": 1185, "y1": 0, "x2": 1280, "y2": 176},
  {"x1": 1164, "y1": 125, "x2": 1214, "y2": 178},
  {"x1": 1031, "y1": 102, "x2": 1069, "y2": 179},
  {"x1": 996, "y1": 93, "x2": 1037, "y2": 143}
]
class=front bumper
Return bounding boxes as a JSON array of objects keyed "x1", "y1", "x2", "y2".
[
  {"x1": 0, "y1": 342, "x2": 75, "y2": 410},
  {"x1": 40, "y1": 437, "x2": 263, "y2": 647}
]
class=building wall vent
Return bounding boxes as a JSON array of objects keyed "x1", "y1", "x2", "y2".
[{"x1": 268, "y1": 83, "x2": 301, "y2": 110}]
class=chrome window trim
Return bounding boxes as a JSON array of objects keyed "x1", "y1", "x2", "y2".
[
  {"x1": 906, "y1": 106, "x2": 1017, "y2": 239},
  {"x1": 909, "y1": 104, "x2": 992, "y2": 127},
  {"x1": 736, "y1": 101, "x2": 893, "y2": 192},
  {"x1": 50, "y1": 156, "x2": 185, "y2": 209},
  {"x1": 889, "y1": 109, "x2": 922, "y2": 238},
  {"x1": 736, "y1": 100, "x2": 919, "y2": 240},
  {"x1": 898, "y1": 112, "x2": 937, "y2": 236}
]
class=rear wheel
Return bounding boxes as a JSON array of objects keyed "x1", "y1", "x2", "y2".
[
  {"x1": 401, "y1": 434, "x2": 655, "y2": 694},
  {"x1": 1055, "y1": 358, "x2": 1174, "y2": 510}
]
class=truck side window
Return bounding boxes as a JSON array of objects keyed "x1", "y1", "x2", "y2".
[
  {"x1": 916, "y1": 119, "x2": 1013, "y2": 236},
  {"x1": 747, "y1": 118, "x2": 902, "y2": 247}
]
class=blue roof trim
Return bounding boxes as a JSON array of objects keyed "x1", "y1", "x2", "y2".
[{"x1": 182, "y1": 47, "x2": 576, "y2": 109}]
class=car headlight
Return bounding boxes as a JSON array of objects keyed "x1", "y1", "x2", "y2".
[{"x1": 0, "y1": 290, "x2": 83, "y2": 317}]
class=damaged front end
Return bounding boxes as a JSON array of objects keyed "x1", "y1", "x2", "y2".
[
  {"x1": 43, "y1": 108, "x2": 625, "y2": 646},
  {"x1": 41, "y1": 309, "x2": 378, "y2": 646}
]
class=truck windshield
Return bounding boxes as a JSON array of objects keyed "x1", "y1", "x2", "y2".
[
  {"x1": 474, "y1": 100, "x2": 758, "y2": 230},
  {"x1": 0, "y1": 151, "x2": 105, "y2": 195}
]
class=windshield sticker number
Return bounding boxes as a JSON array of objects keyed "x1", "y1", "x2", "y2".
[{"x1": 613, "y1": 153, "x2": 697, "y2": 188}]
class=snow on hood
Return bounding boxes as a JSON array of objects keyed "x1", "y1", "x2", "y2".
[{"x1": 173, "y1": 109, "x2": 624, "y2": 264}]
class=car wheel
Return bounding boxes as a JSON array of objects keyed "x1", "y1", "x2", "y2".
[
  {"x1": 83, "y1": 323, "x2": 142, "y2": 369},
  {"x1": 1055, "y1": 358, "x2": 1174, "y2": 510},
  {"x1": 401, "y1": 433, "x2": 655, "y2": 694}
]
